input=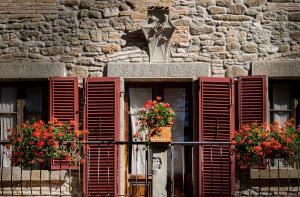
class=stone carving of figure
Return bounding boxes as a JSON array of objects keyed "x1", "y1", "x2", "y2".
[{"x1": 142, "y1": 7, "x2": 175, "y2": 63}]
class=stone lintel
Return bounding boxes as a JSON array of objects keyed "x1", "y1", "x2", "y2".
[
  {"x1": 106, "y1": 62, "x2": 211, "y2": 78},
  {"x1": 252, "y1": 60, "x2": 300, "y2": 77},
  {"x1": 0, "y1": 61, "x2": 65, "y2": 79}
]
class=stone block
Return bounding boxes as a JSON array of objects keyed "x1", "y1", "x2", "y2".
[
  {"x1": 90, "y1": 30, "x2": 101, "y2": 42},
  {"x1": 196, "y1": 0, "x2": 215, "y2": 7},
  {"x1": 103, "y1": 7, "x2": 120, "y2": 18},
  {"x1": 107, "y1": 62, "x2": 211, "y2": 78},
  {"x1": 102, "y1": 43, "x2": 121, "y2": 54},
  {"x1": 242, "y1": 42, "x2": 258, "y2": 53},
  {"x1": 216, "y1": 0, "x2": 231, "y2": 7},
  {"x1": 79, "y1": 0, "x2": 94, "y2": 9},
  {"x1": 289, "y1": 12, "x2": 300, "y2": 22},
  {"x1": 252, "y1": 60, "x2": 300, "y2": 77},
  {"x1": 291, "y1": 31, "x2": 300, "y2": 41},
  {"x1": 207, "y1": 6, "x2": 226, "y2": 14},
  {"x1": 244, "y1": 0, "x2": 266, "y2": 7},
  {"x1": 0, "y1": 61, "x2": 65, "y2": 78},
  {"x1": 190, "y1": 24, "x2": 215, "y2": 35},
  {"x1": 225, "y1": 65, "x2": 247, "y2": 77},
  {"x1": 62, "y1": 0, "x2": 80, "y2": 6},
  {"x1": 84, "y1": 43, "x2": 100, "y2": 52},
  {"x1": 212, "y1": 14, "x2": 251, "y2": 21},
  {"x1": 227, "y1": 4, "x2": 246, "y2": 15},
  {"x1": 78, "y1": 57, "x2": 94, "y2": 65}
]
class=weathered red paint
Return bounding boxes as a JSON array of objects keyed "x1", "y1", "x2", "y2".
[
  {"x1": 238, "y1": 75, "x2": 267, "y2": 129},
  {"x1": 199, "y1": 77, "x2": 235, "y2": 197},
  {"x1": 83, "y1": 77, "x2": 120, "y2": 197},
  {"x1": 49, "y1": 77, "x2": 79, "y2": 170}
]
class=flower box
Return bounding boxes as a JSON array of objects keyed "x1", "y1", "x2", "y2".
[{"x1": 50, "y1": 158, "x2": 79, "y2": 170}]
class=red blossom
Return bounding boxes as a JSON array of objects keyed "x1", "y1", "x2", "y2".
[
  {"x1": 37, "y1": 140, "x2": 45, "y2": 148},
  {"x1": 32, "y1": 131, "x2": 40, "y2": 138}
]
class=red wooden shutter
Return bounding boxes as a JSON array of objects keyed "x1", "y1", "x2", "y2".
[
  {"x1": 49, "y1": 77, "x2": 79, "y2": 123},
  {"x1": 238, "y1": 75, "x2": 266, "y2": 128},
  {"x1": 83, "y1": 77, "x2": 120, "y2": 196},
  {"x1": 199, "y1": 77, "x2": 235, "y2": 196},
  {"x1": 49, "y1": 77, "x2": 79, "y2": 170}
]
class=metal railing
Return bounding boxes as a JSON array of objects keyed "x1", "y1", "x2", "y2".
[{"x1": 0, "y1": 140, "x2": 300, "y2": 196}]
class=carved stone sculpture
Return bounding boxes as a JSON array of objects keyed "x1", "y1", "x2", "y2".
[{"x1": 142, "y1": 6, "x2": 175, "y2": 63}]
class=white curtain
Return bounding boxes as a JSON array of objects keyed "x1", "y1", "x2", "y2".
[
  {"x1": 0, "y1": 88, "x2": 17, "y2": 167},
  {"x1": 164, "y1": 88, "x2": 186, "y2": 175},
  {"x1": 129, "y1": 88, "x2": 152, "y2": 174},
  {"x1": 272, "y1": 84, "x2": 291, "y2": 169},
  {"x1": 273, "y1": 84, "x2": 290, "y2": 125}
]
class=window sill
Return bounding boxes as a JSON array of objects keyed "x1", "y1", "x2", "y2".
[{"x1": 251, "y1": 168, "x2": 300, "y2": 179}]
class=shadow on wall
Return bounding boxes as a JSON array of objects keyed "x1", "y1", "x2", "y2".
[{"x1": 122, "y1": 29, "x2": 149, "y2": 54}]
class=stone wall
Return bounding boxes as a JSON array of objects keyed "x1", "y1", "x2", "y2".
[{"x1": 0, "y1": 0, "x2": 299, "y2": 77}]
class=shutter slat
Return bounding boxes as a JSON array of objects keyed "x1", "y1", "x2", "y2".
[
  {"x1": 199, "y1": 77, "x2": 235, "y2": 197},
  {"x1": 238, "y1": 76, "x2": 266, "y2": 128},
  {"x1": 83, "y1": 77, "x2": 120, "y2": 197}
]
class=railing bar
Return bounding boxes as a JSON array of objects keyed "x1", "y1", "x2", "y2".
[
  {"x1": 107, "y1": 143, "x2": 110, "y2": 196},
  {"x1": 1, "y1": 147, "x2": 3, "y2": 196},
  {"x1": 87, "y1": 145, "x2": 91, "y2": 195},
  {"x1": 0, "y1": 140, "x2": 232, "y2": 145},
  {"x1": 210, "y1": 144, "x2": 213, "y2": 196},
  {"x1": 171, "y1": 145, "x2": 174, "y2": 197},
  {"x1": 10, "y1": 159, "x2": 12, "y2": 196},
  {"x1": 268, "y1": 159, "x2": 271, "y2": 194},
  {"x1": 134, "y1": 144, "x2": 138, "y2": 196},
  {"x1": 30, "y1": 164, "x2": 33, "y2": 195},
  {"x1": 20, "y1": 162, "x2": 23, "y2": 194},
  {"x1": 258, "y1": 159, "x2": 261, "y2": 196},
  {"x1": 277, "y1": 158, "x2": 280, "y2": 195},
  {"x1": 220, "y1": 145, "x2": 223, "y2": 194},
  {"x1": 191, "y1": 145, "x2": 194, "y2": 196},
  {"x1": 145, "y1": 148, "x2": 148, "y2": 197},
  {"x1": 182, "y1": 145, "x2": 185, "y2": 194},
  {"x1": 297, "y1": 147, "x2": 300, "y2": 194},
  {"x1": 40, "y1": 164, "x2": 42, "y2": 195},
  {"x1": 59, "y1": 158, "x2": 62, "y2": 196},
  {"x1": 98, "y1": 143, "x2": 100, "y2": 196},
  {"x1": 69, "y1": 158, "x2": 71, "y2": 193},
  {"x1": 287, "y1": 157, "x2": 290, "y2": 194},
  {"x1": 78, "y1": 147, "x2": 81, "y2": 190},
  {"x1": 49, "y1": 165, "x2": 52, "y2": 195}
]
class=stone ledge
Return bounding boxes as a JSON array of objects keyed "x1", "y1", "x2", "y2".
[
  {"x1": 106, "y1": 62, "x2": 211, "y2": 78},
  {"x1": 252, "y1": 60, "x2": 300, "y2": 77},
  {"x1": 0, "y1": 61, "x2": 65, "y2": 79},
  {"x1": 0, "y1": 167, "x2": 68, "y2": 181}
]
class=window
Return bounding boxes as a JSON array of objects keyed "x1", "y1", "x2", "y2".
[
  {"x1": 269, "y1": 80, "x2": 300, "y2": 128},
  {"x1": 268, "y1": 79, "x2": 300, "y2": 169},
  {"x1": 125, "y1": 82, "x2": 193, "y2": 196},
  {"x1": 0, "y1": 81, "x2": 48, "y2": 167}
]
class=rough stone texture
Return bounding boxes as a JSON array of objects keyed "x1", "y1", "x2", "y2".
[
  {"x1": 225, "y1": 65, "x2": 248, "y2": 77},
  {"x1": 0, "y1": 0, "x2": 298, "y2": 77}
]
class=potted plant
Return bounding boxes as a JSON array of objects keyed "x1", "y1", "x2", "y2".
[
  {"x1": 233, "y1": 120, "x2": 299, "y2": 169},
  {"x1": 133, "y1": 96, "x2": 175, "y2": 143},
  {"x1": 7, "y1": 118, "x2": 87, "y2": 170}
]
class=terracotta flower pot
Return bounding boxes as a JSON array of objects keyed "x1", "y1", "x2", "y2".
[{"x1": 149, "y1": 126, "x2": 172, "y2": 142}]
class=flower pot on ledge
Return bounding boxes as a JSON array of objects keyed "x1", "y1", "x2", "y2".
[{"x1": 149, "y1": 126, "x2": 172, "y2": 143}]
